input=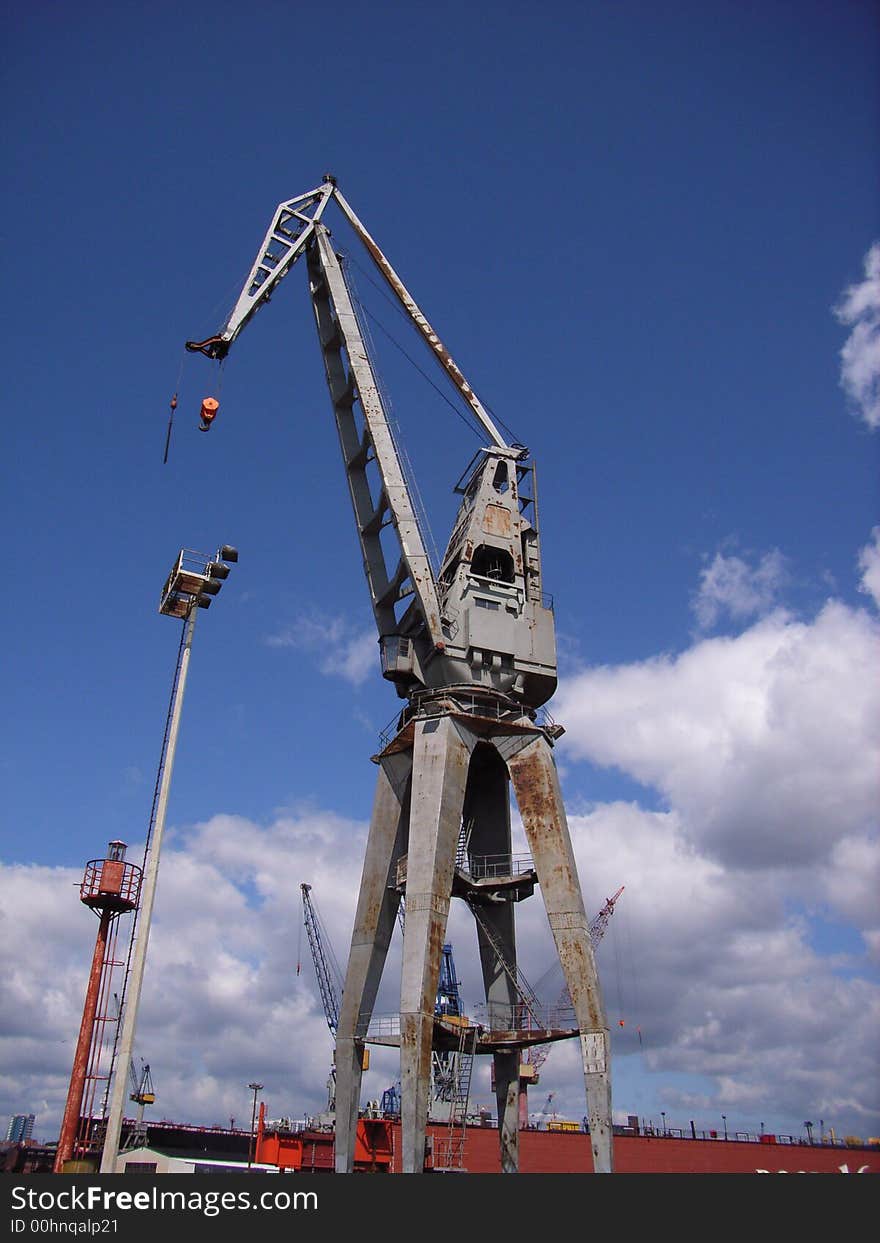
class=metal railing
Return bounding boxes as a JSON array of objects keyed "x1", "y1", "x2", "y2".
[
  {"x1": 80, "y1": 860, "x2": 142, "y2": 910},
  {"x1": 456, "y1": 851, "x2": 535, "y2": 880},
  {"x1": 358, "y1": 1012, "x2": 401, "y2": 1039},
  {"x1": 470, "y1": 1001, "x2": 576, "y2": 1033}
]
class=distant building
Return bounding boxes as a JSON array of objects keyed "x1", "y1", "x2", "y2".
[{"x1": 6, "y1": 1114, "x2": 35, "y2": 1143}]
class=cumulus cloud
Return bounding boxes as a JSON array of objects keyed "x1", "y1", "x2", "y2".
[
  {"x1": 834, "y1": 242, "x2": 880, "y2": 429},
  {"x1": 530, "y1": 803, "x2": 880, "y2": 1135},
  {"x1": 821, "y1": 832, "x2": 880, "y2": 954},
  {"x1": 693, "y1": 548, "x2": 787, "y2": 631},
  {"x1": 265, "y1": 613, "x2": 377, "y2": 685},
  {"x1": 553, "y1": 596, "x2": 880, "y2": 868}
]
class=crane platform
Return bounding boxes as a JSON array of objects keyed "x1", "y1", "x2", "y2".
[
  {"x1": 362, "y1": 1014, "x2": 578, "y2": 1055},
  {"x1": 394, "y1": 851, "x2": 538, "y2": 904}
]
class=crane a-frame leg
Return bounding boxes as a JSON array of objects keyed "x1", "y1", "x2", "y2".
[
  {"x1": 334, "y1": 751, "x2": 410, "y2": 1174},
  {"x1": 506, "y1": 733, "x2": 614, "y2": 1174},
  {"x1": 398, "y1": 716, "x2": 472, "y2": 1173}
]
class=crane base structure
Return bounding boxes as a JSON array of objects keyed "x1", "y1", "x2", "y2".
[{"x1": 334, "y1": 687, "x2": 613, "y2": 1175}]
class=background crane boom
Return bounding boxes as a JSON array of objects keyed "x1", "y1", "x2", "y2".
[
  {"x1": 300, "y1": 883, "x2": 343, "y2": 1035},
  {"x1": 527, "y1": 887, "x2": 625, "y2": 1078}
]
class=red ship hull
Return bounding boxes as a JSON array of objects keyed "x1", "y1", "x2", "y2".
[{"x1": 404, "y1": 1124, "x2": 877, "y2": 1174}]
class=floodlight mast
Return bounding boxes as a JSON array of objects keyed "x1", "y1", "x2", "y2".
[
  {"x1": 185, "y1": 178, "x2": 613, "y2": 1175},
  {"x1": 99, "y1": 546, "x2": 237, "y2": 1174}
]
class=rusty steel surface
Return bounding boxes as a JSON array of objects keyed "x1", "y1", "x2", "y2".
[
  {"x1": 349, "y1": 716, "x2": 615, "y2": 1172},
  {"x1": 509, "y1": 742, "x2": 582, "y2": 908},
  {"x1": 346, "y1": 713, "x2": 616, "y2": 1172},
  {"x1": 507, "y1": 733, "x2": 614, "y2": 1172},
  {"x1": 376, "y1": 707, "x2": 542, "y2": 763},
  {"x1": 54, "y1": 911, "x2": 112, "y2": 1172},
  {"x1": 397, "y1": 717, "x2": 472, "y2": 1172},
  {"x1": 80, "y1": 858, "x2": 141, "y2": 913},
  {"x1": 334, "y1": 756, "x2": 409, "y2": 1173}
]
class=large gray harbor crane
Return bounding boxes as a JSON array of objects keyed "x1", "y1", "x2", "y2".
[{"x1": 186, "y1": 175, "x2": 613, "y2": 1174}]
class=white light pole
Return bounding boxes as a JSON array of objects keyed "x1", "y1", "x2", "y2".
[{"x1": 99, "y1": 546, "x2": 237, "y2": 1173}]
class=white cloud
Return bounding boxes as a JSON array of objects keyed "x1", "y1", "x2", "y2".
[
  {"x1": 334, "y1": 631, "x2": 379, "y2": 685},
  {"x1": 693, "y1": 548, "x2": 787, "y2": 631},
  {"x1": 821, "y1": 832, "x2": 880, "y2": 955},
  {"x1": 534, "y1": 803, "x2": 880, "y2": 1136},
  {"x1": 858, "y1": 527, "x2": 880, "y2": 610},
  {"x1": 834, "y1": 242, "x2": 880, "y2": 430},
  {"x1": 553, "y1": 597, "x2": 880, "y2": 868},
  {"x1": 265, "y1": 613, "x2": 377, "y2": 685}
]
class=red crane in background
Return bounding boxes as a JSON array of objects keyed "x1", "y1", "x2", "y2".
[{"x1": 519, "y1": 887, "x2": 624, "y2": 1126}]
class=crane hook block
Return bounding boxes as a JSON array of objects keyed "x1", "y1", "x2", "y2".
[{"x1": 199, "y1": 397, "x2": 219, "y2": 431}]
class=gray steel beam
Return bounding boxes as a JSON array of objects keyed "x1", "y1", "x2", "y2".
[
  {"x1": 398, "y1": 716, "x2": 473, "y2": 1173},
  {"x1": 492, "y1": 1050, "x2": 521, "y2": 1172},
  {"x1": 506, "y1": 733, "x2": 614, "y2": 1173},
  {"x1": 311, "y1": 228, "x2": 445, "y2": 650},
  {"x1": 334, "y1": 751, "x2": 411, "y2": 1173}
]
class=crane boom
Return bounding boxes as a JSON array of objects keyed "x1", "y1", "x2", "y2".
[
  {"x1": 129, "y1": 1062, "x2": 154, "y2": 1107},
  {"x1": 308, "y1": 227, "x2": 446, "y2": 650},
  {"x1": 589, "y1": 886, "x2": 624, "y2": 944},
  {"x1": 527, "y1": 887, "x2": 625, "y2": 1077},
  {"x1": 186, "y1": 175, "x2": 558, "y2": 708},
  {"x1": 300, "y1": 883, "x2": 342, "y2": 1034},
  {"x1": 186, "y1": 182, "x2": 335, "y2": 357},
  {"x1": 186, "y1": 176, "x2": 509, "y2": 450}
]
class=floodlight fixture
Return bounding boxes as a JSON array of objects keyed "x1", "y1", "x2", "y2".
[{"x1": 159, "y1": 545, "x2": 239, "y2": 617}]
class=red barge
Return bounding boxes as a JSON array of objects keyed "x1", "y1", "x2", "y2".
[{"x1": 255, "y1": 1114, "x2": 877, "y2": 1175}]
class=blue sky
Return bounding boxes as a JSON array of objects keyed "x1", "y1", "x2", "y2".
[{"x1": 2, "y1": 1, "x2": 878, "y2": 1153}]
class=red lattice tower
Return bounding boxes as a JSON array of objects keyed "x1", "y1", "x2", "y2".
[{"x1": 53, "y1": 842, "x2": 141, "y2": 1172}]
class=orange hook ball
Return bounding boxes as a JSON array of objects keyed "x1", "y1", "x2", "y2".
[{"x1": 199, "y1": 397, "x2": 219, "y2": 431}]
